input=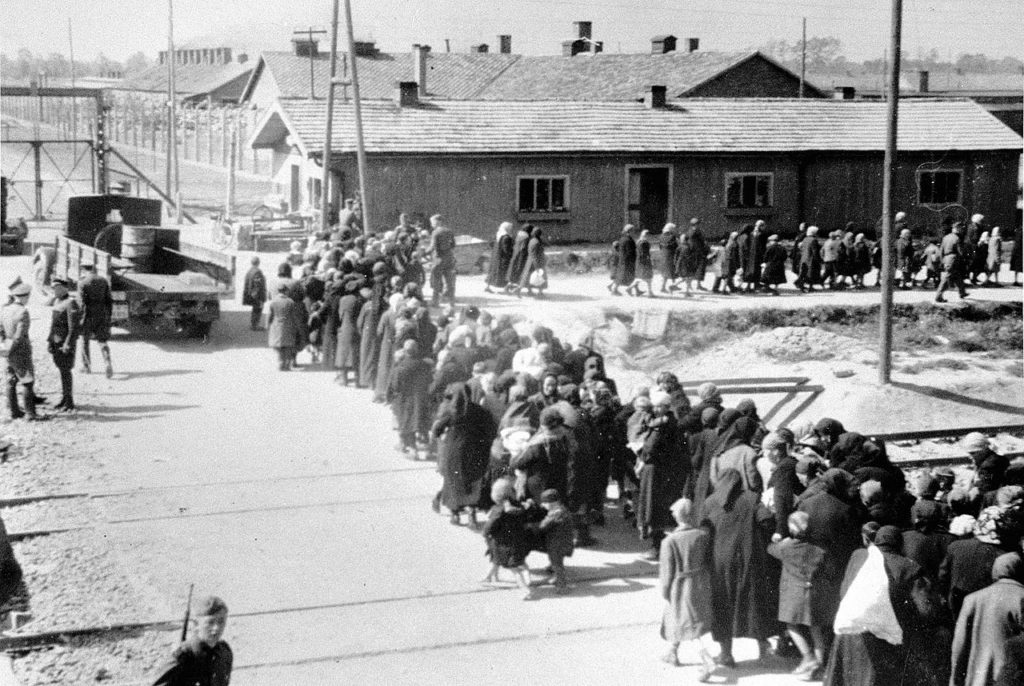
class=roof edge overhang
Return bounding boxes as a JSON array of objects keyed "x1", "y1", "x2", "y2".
[{"x1": 312, "y1": 147, "x2": 1022, "y2": 159}]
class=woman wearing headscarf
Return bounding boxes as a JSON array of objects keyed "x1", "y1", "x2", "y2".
[
  {"x1": 674, "y1": 233, "x2": 698, "y2": 297},
  {"x1": 431, "y1": 381, "x2": 497, "y2": 527},
  {"x1": 689, "y1": 408, "x2": 739, "y2": 516},
  {"x1": 939, "y1": 507, "x2": 1013, "y2": 619},
  {"x1": 485, "y1": 222, "x2": 515, "y2": 293},
  {"x1": 735, "y1": 398, "x2": 768, "y2": 447},
  {"x1": 658, "y1": 223, "x2": 678, "y2": 294},
  {"x1": 985, "y1": 227, "x2": 1002, "y2": 285},
  {"x1": 711, "y1": 416, "x2": 762, "y2": 494},
  {"x1": 853, "y1": 233, "x2": 872, "y2": 287},
  {"x1": 636, "y1": 391, "x2": 687, "y2": 559},
  {"x1": 586, "y1": 384, "x2": 625, "y2": 526},
  {"x1": 767, "y1": 432, "x2": 804, "y2": 541},
  {"x1": 511, "y1": 406, "x2": 573, "y2": 503},
  {"x1": 631, "y1": 229, "x2": 655, "y2": 297},
  {"x1": 334, "y1": 280, "x2": 362, "y2": 386},
  {"x1": 500, "y1": 385, "x2": 540, "y2": 431},
  {"x1": 680, "y1": 382, "x2": 723, "y2": 435},
  {"x1": 736, "y1": 224, "x2": 753, "y2": 293},
  {"x1": 723, "y1": 231, "x2": 741, "y2": 294},
  {"x1": 320, "y1": 275, "x2": 342, "y2": 372},
  {"x1": 952, "y1": 552, "x2": 1024, "y2": 686},
  {"x1": 614, "y1": 225, "x2": 637, "y2": 295},
  {"x1": 372, "y1": 293, "x2": 403, "y2": 402},
  {"x1": 744, "y1": 221, "x2": 767, "y2": 293},
  {"x1": 814, "y1": 417, "x2": 846, "y2": 455},
  {"x1": 514, "y1": 227, "x2": 547, "y2": 298},
  {"x1": 902, "y1": 500, "x2": 954, "y2": 581},
  {"x1": 505, "y1": 224, "x2": 533, "y2": 289},
  {"x1": 761, "y1": 234, "x2": 787, "y2": 295},
  {"x1": 700, "y1": 468, "x2": 776, "y2": 667}
]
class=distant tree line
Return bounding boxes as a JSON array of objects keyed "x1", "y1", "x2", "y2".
[
  {"x1": 0, "y1": 49, "x2": 152, "y2": 83},
  {"x1": 758, "y1": 36, "x2": 1023, "y2": 73}
]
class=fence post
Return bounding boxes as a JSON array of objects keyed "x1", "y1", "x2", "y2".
[{"x1": 220, "y1": 107, "x2": 227, "y2": 167}]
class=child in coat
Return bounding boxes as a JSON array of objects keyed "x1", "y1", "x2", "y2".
[
  {"x1": 767, "y1": 510, "x2": 829, "y2": 681},
  {"x1": 529, "y1": 489, "x2": 574, "y2": 592},
  {"x1": 482, "y1": 477, "x2": 532, "y2": 597}
]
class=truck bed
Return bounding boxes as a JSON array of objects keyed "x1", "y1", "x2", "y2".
[{"x1": 114, "y1": 272, "x2": 223, "y2": 296}]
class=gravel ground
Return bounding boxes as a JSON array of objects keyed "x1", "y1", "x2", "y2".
[
  {"x1": 0, "y1": 498, "x2": 96, "y2": 534},
  {"x1": 11, "y1": 628, "x2": 177, "y2": 686}
]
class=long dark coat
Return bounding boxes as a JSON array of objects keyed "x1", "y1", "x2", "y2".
[
  {"x1": 356, "y1": 300, "x2": 380, "y2": 387},
  {"x1": 939, "y1": 537, "x2": 1005, "y2": 619},
  {"x1": 373, "y1": 308, "x2": 398, "y2": 402},
  {"x1": 510, "y1": 430, "x2": 571, "y2": 503},
  {"x1": 433, "y1": 384, "x2": 496, "y2": 511},
  {"x1": 266, "y1": 294, "x2": 301, "y2": 349},
  {"x1": 762, "y1": 242, "x2": 788, "y2": 285},
  {"x1": 736, "y1": 230, "x2": 752, "y2": 281},
  {"x1": 334, "y1": 293, "x2": 360, "y2": 369},
  {"x1": 636, "y1": 413, "x2": 687, "y2": 535},
  {"x1": 658, "y1": 231, "x2": 678, "y2": 280},
  {"x1": 800, "y1": 236, "x2": 823, "y2": 283},
  {"x1": 486, "y1": 233, "x2": 514, "y2": 287},
  {"x1": 723, "y1": 236, "x2": 741, "y2": 282},
  {"x1": 635, "y1": 238, "x2": 654, "y2": 280},
  {"x1": 688, "y1": 227, "x2": 709, "y2": 280},
  {"x1": 768, "y1": 538, "x2": 830, "y2": 626},
  {"x1": 744, "y1": 229, "x2": 766, "y2": 282},
  {"x1": 615, "y1": 235, "x2": 637, "y2": 285},
  {"x1": 320, "y1": 286, "x2": 341, "y2": 369},
  {"x1": 242, "y1": 267, "x2": 266, "y2": 307},
  {"x1": 675, "y1": 238, "x2": 700, "y2": 279},
  {"x1": 387, "y1": 355, "x2": 433, "y2": 437},
  {"x1": 519, "y1": 235, "x2": 546, "y2": 288},
  {"x1": 685, "y1": 427, "x2": 719, "y2": 522},
  {"x1": 505, "y1": 229, "x2": 531, "y2": 284},
  {"x1": 700, "y1": 470, "x2": 776, "y2": 642},
  {"x1": 1010, "y1": 227, "x2": 1023, "y2": 272}
]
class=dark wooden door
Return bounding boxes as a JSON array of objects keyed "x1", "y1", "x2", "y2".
[{"x1": 627, "y1": 167, "x2": 670, "y2": 235}]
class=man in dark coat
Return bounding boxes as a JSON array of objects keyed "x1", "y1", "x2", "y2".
[
  {"x1": 152, "y1": 595, "x2": 232, "y2": 686},
  {"x1": 242, "y1": 256, "x2": 267, "y2": 330},
  {"x1": 432, "y1": 381, "x2": 496, "y2": 526},
  {"x1": 77, "y1": 263, "x2": 114, "y2": 377},
  {"x1": 47, "y1": 279, "x2": 80, "y2": 411},
  {"x1": 428, "y1": 213, "x2": 457, "y2": 307},
  {"x1": 388, "y1": 340, "x2": 434, "y2": 455},
  {"x1": 951, "y1": 552, "x2": 1024, "y2": 686},
  {"x1": 266, "y1": 284, "x2": 302, "y2": 371},
  {"x1": 613, "y1": 224, "x2": 637, "y2": 294}
]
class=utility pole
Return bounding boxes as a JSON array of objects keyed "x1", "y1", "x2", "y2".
[
  {"x1": 343, "y1": 0, "x2": 371, "y2": 233},
  {"x1": 68, "y1": 19, "x2": 77, "y2": 139},
  {"x1": 799, "y1": 18, "x2": 806, "y2": 98},
  {"x1": 321, "y1": 0, "x2": 340, "y2": 233},
  {"x1": 879, "y1": 0, "x2": 902, "y2": 384},
  {"x1": 294, "y1": 27, "x2": 327, "y2": 99}
]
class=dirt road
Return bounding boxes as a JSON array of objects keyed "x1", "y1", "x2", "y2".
[{"x1": 3, "y1": 254, "x2": 1022, "y2": 685}]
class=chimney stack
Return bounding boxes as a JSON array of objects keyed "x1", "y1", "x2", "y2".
[
  {"x1": 292, "y1": 36, "x2": 320, "y2": 58},
  {"x1": 470, "y1": 43, "x2": 489, "y2": 53},
  {"x1": 644, "y1": 85, "x2": 667, "y2": 109},
  {"x1": 498, "y1": 35, "x2": 512, "y2": 54},
  {"x1": 395, "y1": 81, "x2": 419, "y2": 107},
  {"x1": 413, "y1": 44, "x2": 428, "y2": 96},
  {"x1": 651, "y1": 35, "x2": 677, "y2": 54},
  {"x1": 574, "y1": 21, "x2": 592, "y2": 40},
  {"x1": 353, "y1": 40, "x2": 378, "y2": 57},
  {"x1": 918, "y1": 70, "x2": 929, "y2": 93},
  {"x1": 832, "y1": 86, "x2": 856, "y2": 100},
  {"x1": 687, "y1": 37, "x2": 700, "y2": 53}
]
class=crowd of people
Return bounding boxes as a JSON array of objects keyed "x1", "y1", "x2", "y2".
[
  {"x1": 606, "y1": 214, "x2": 1023, "y2": 301},
  {"x1": 247, "y1": 214, "x2": 1023, "y2": 683}
]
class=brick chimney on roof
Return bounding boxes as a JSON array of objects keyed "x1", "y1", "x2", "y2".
[
  {"x1": 645, "y1": 85, "x2": 668, "y2": 108},
  {"x1": 470, "y1": 43, "x2": 489, "y2": 53},
  {"x1": 574, "y1": 21, "x2": 592, "y2": 40},
  {"x1": 652, "y1": 35, "x2": 677, "y2": 54},
  {"x1": 918, "y1": 70, "x2": 929, "y2": 93},
  {"x1": 413, "y1": 44, "x2": 429, "y2": 97},
  {"x1": 395, "y1": 81, "x2": 419, "y2": 107},
  {"x1": 498, "y1": 35, "x2": 512, "y2": 54},
  {"x1": 687, "y1": 37, "x2": 700, "y2": 53},
  {"x1": 292, "y1": 37, "x2": 319, "y2": 58}
]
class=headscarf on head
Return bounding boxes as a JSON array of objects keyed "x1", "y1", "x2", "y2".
[
  {"x1": 911, "y1": 499, "x2": 944, "y2": 533},
  {"x1": 873, "y1": 525, "x2": 904, "y2": 554},
  {"x1": 707, "y1": 468, "x2": 745, "y2": 511},
  {"x1": 697, "y1": 382, "x2": 721, "y2": 403},
  {"x1": 446, "y1": 382, "x2": 474, "y2": 421},
  {"x1": 828, "y1": 432, "x2": 867, "y2": 469},
  {"x1": 974, "y1": 506, "x2": 1003, "y2": 545},
  {"x1": 762, "y1": 431, "x2": 787, "y2": 452},
  {"x1": 718, "y1": 408, "x2": 741, "y2": 433},
  {"x1": 815, "y1": 417, "x2": 846, "y2": 443},
  {"x1": 991, "y1": 552, "x2": 1024, "y2": 582},
  {"x1": 736, "y1": 398, "x2": 759, "y2": 421},
  {"x1": 819, "y1": 468, "x2": 854, "y2": 501},
  {"x1": 701, "y1": 407, "x2": 721, "y2": 428},
  {"x1": 789, "y1": 419, "x2": 816, "y2": 444},
  {"x1": 715, "y1": 416, "x2": 758, "y2": 455}
]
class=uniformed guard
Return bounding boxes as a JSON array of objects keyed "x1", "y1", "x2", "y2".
[
  {"x1": 1, "y1": 281, "x2": 40, "y2": 420},
  {"x1": 152, "y1": 595, "x2": 233, "y2": 686},
  {"x1": 47, "y1": 278, "x2": 80, "y2": 411},
  {"x1": 77, "y1": 263, "x2": 114, "y2": 377}
]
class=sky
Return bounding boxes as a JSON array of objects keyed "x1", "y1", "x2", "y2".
[{"x1": 1, "y1": 0, "x2": 1022, "y2": 64}]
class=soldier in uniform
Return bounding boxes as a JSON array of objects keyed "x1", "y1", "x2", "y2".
[
  {"x1": 47, "y1": 279, "x2": 80, "y2": 411},
  {"x1": 1, "y1": 282, "x2": 40, "y2": 420},
  {"x1": 152, "y1": 595, "x2": 233, "y2": 686},
  {"x1": 936, "y1": 223, "x2": 969, "y2": 303},
  {"x1": 78, "y1": 263, "x2": 114, "y2": 377}
]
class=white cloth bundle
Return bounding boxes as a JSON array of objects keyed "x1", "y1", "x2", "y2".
[{"x1": 833, "y1": 545, "x2": 903, "y2": 645}]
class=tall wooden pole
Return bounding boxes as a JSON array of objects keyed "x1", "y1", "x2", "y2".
[
  {"x1": 799, "y1": 18, "x2": 806, "y2": 98},
  {"x1": 879, "y1": 0, "x2": 902, "y2": 384},
  {"x1": 321, "y1": 0, "x2": 340, "y2": 233},
  {"x1": 68, "y1": 19, "x2": 77, "y2": 139},
  {"x1": 343, "y1": 0, "x2": 371, "y2": 233},
  {"x1": 168, "y1": 0, "x2": 181, "y2": 222}
]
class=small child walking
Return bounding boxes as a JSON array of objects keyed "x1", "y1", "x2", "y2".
[
  {"x1": 482, "y1": 478, "x2": 532, "y2": 597},
  {"x1": 767, "y1": 510, "x2": 829, "y2": 681},
  {"x1": 529, "y1": 489, "x2": 575, "y2": 592}
]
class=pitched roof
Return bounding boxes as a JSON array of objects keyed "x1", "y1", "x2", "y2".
[
  {"x1": 116, "y1": 62, "x2": 251, "y2": 96},
  {"x1": 474, "y1": 51, "x2": 810, "y2": 100},
  {"x1": 808, "y1": 69, "x2": 1024, "y2": 95},
  {"x1": 241, "y1": 51, "x2": 520, "y2": 102},
  {"x1": 251, "y1": 97, "x2": 1022, "y2": 156}
]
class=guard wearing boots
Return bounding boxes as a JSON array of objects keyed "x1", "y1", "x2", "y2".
[
  {"x1": 47, "y1": 279, "x2": 80, "y2": 411},
  {"x1": 77, "y1": 263, "x2": 114, "y2": 377},
  {"x1": 1, "y1": 282, "x2": 42, "y2": 420}
]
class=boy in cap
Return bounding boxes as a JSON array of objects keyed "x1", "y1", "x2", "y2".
[
  {"x1": 2, "y1": 282, "x2": 41, "y2": 420},
  {"x1": 528, "y1": 488, "x2": 574, "y2": 592},
  {"x1": 152, "y1": 595, "x2": 233, "y2": 686},
  {"x1": 47, "y1": 279, "x2": 80, "y2": 411}
]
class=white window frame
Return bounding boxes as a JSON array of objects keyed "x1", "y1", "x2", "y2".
[
  {"x1": 724, "y1": 172, "x2": 774, "y2": 209},
  {"x1": 516, "y1": 175, "x2": 571, "y2": 214},
  {"x1": 917, "y1": 168, "x2": 963, "y2": 206}
]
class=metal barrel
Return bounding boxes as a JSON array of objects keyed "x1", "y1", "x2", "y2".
[{"x1": 120, "y1": 225, "x2": 155, "y2": 272}]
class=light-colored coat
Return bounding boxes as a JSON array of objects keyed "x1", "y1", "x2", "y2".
[
  {"x1": 659, "y1": 525, "x2": 714, "y2": 642},
  {"x1": 951, "y1": 577, "x2": 1024, "y2": 686}
]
